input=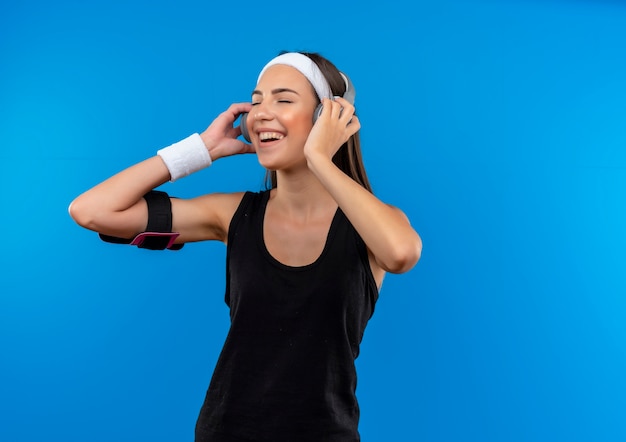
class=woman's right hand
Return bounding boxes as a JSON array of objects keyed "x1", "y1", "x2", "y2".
[{"x1": 200, "y1": 102, "x2": 255, "y2": 160}]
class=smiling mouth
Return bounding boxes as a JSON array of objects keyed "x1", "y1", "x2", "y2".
[{"x1": 258, "y1": 132, "x2": 285, "y2": 143}]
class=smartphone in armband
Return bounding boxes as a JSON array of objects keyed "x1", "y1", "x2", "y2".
[{"x1": 130, "y1": 232, "x2": 180, "y2": 250}]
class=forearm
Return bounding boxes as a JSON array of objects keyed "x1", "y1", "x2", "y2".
[{"x1": 307, "y1": 154, "x2": 422, "y2": 273}]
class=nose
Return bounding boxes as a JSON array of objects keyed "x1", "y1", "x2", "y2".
[
  {"x1": 242, "y1": 102, "x2": 274, "y2": 142},
  {"x1": 253, "y1": 101, "x2": 274, "y2": 122}
]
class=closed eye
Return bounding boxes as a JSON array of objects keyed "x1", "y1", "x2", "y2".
[{"x1": 251, "y1": 100, "x2": 291, "y2": 106}]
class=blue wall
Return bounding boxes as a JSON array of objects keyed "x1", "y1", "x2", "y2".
[{"x1": 1, "y1": 0, "x2": 625, "y2": 440}]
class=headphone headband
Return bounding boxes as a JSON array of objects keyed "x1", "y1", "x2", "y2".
[{"x1": 339, "y1": 72, "x2": 355, "y2": 105}]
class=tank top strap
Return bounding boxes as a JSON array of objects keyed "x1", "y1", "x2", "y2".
[{"x1": 225, "y1": 191, "x2": 269, "y2": 306}]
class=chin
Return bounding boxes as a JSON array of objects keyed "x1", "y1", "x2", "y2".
[{"x1": 255, "y1": 155, "x2": 279, "y2": 171}]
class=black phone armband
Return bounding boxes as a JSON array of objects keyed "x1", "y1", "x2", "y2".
[{"x1": 99, "y1": 190, "x2": 184, "y2": 250}]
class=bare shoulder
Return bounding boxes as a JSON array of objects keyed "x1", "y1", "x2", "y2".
[{"x1": 171, "y1": 192, "x2": 247, "y2": 244}]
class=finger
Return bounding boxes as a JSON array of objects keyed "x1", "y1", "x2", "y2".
[
  {"x1": 318, "y1": 98, "x2": 334, "y2": 119},
  {"x1": 324, "y1": 99, "x2": 345, "y2": 120},
  {"x1": 227, "y1": 125, "x2": 242, "y2": 139},
  {"x1": 225, "y1": 102, "x2": 253, "y2": 120},
  {"x1": 227, "y1": 139, "x2": 256, "y2": 155},
  {"x1": 333, "y1": 97, "x2": 354, "y2": 110},
  {"x1": 229, "y1": 102, "x2": 253, "y2": 113},
  {"x1": 324, "y1": 99, "x2": 351, "y2": 123},
  {"x1": 333, "y1": 97, "x2": 355, "y2": 118},
  {"x1": 239, "y1": 140, "x2": 256, "y2": 154},
  {"x1": 347, "y1": 115, "x2": 360, "y2": 134}
]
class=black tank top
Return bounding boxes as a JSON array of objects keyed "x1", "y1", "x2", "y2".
[{"x1": 195, "y1": 191, "x2": 379, "y2": 442}]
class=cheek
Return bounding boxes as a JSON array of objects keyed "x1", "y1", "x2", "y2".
[{"x1": 284, "y1": 108, "x2": 314, "y2": 135}]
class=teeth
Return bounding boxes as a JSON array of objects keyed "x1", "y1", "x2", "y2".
[{"x1": 259, "y1": 132, "x2": 284, "y2": 141}]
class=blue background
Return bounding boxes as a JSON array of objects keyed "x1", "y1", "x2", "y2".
[{"x1": 2, "y1": 0, "x2": 626, "y2": 440}]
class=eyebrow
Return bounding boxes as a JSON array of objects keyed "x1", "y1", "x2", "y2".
[{"x1": 251, "y1": 88, "x2": 300, "y2": 97}]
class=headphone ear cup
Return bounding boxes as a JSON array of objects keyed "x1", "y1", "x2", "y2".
[
  {"x1": 313, "y1": 103, "x2": 323, "y2": 124},
  {"x1": 240, "y1": 112, "x2": 251, "y2": 142}
]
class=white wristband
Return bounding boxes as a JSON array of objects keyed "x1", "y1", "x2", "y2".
[{"x1": 157, "y1": 133, "x2": 212, "y2": 182}]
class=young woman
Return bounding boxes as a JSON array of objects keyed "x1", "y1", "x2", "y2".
[{"x1": 69, "y1": 51, "x2": 422, "y2": 441}]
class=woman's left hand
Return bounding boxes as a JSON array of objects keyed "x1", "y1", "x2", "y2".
[{"x1": 303, "y1": 97, "x2": 360, "y2": 163}]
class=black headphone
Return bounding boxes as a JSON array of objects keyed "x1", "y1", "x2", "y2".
[{"x1": 240, "y1": 72, "x2": 355, "y2": 143}]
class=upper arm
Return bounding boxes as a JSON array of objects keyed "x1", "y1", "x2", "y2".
[
  {"x1": 369, "y1": 204, "x2": 422, "y2": 276},
  {"x1": 170, "y1": 192, "x2": 246, "y2": 244}
]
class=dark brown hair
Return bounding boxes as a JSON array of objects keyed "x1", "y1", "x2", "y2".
[{"x1": 264, "y1": 51, "x2": 373, "y2": 193}]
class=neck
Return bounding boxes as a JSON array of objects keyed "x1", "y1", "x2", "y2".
[{"x1": 270, "y1": 168, "x2": 337, "y2": 219}]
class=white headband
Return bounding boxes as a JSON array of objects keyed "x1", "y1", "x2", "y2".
[{"x1": 257, "y1": 52, "x2": 333, "y2": 102}]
